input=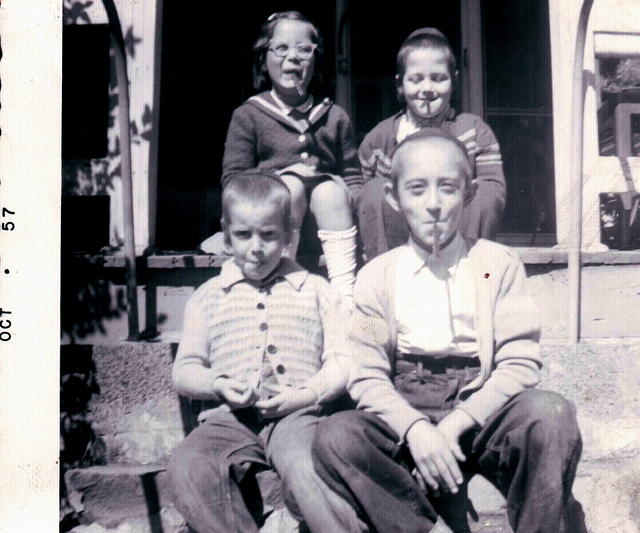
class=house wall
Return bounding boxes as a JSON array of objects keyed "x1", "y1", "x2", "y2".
[
  {"x1": 63, "y1": 1, "x2": 640, "y2": 252},
  {"x1": 63, "y1": 0, "x2": 161, "y2": 254},
  {"x1": 549, "y1": 0, "x2": 640, "y2": 249}
]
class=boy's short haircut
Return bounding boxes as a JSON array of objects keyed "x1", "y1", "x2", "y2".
[
  {"x1": 252, "y1": 10, "x2": 324, "y2": 92},
  {"x1": 222, "y1": 172, "x2": 293, "y2": 232},
  {"x1": 389, "y1": 128, "x2": 472, "y2": 188},
  {"x1": 396, "y1": 27, "x2": 458, "y2": 105}
]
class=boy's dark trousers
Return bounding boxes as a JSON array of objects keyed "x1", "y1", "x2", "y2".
[
  {"x1": 169, "y1": 403, "x2": 362, "y2": 533},
  {"x1": 313, "y1": 360, "x2": 587, "y2": 533}
]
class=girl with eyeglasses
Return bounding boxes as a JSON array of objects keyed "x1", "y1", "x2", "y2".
[{"x1": 211, "y1": 11, "x2": 361, "y2": 304}]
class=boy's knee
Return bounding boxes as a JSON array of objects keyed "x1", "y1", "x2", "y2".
[
  {"x1": 518, "y1": 390, "x2": 580, "y2": 442},
  {"x1": 313, "y1": 412, "x2": 368, "y2": 466},
  {"x1": 169, "y1": 448, "x2": 207, "y2": 499},
  {"x1": 277, "y1": 450, "x2": 316, "y2": 490}
]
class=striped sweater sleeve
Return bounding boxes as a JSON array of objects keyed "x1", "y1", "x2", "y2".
[
  {"x1": 303, "y1": 279, "x2": 348, "y2": 403},
  {"x1": 472, "y1": 116, "x2": 506, "y2": 204},
  {"x1": 172, "y1": 283, "x2": 222, "y2": 401}
]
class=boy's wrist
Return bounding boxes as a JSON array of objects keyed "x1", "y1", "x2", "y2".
[
  {"x1": 438, "y1": 409, "x2": 477, "y2": 439},
  {"x1": 300, "y1": 386, "x2": 320, "y2": 405},
  {"x1": 212, "y1": 375, "x2": 230, "y2": 398},
  {"x1": 405, "y1": 417, "x2": 432, "y2": 442}
]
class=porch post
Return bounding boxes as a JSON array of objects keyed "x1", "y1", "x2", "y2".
[
  {"x1": 568, "y1": 0, "x2": 595, "y2": 343},
  {"x1": 103, "y1": 0, "x2": 140, "y2": 340},
  {"x1": 335, "y1": 0, "x2": 354, "y2": 120}
]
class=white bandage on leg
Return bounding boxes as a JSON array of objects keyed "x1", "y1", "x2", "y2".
[
  {"x1": 318, "y1": 226, "x2": 357, "y2": 297},
  {"x1": 284, "y1": 228, "x2": 301, "y2": 259}
]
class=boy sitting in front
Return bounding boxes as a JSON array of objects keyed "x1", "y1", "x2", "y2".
[
  {"x1": 168, "y1": 172, "x2": 360, "y2": 533},
  {"x1": 313, "y1": 129, "x2": 586, "y2": 533}
]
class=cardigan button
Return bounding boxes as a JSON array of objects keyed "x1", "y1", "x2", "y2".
[
  {"x1": 267, "y1": 345, "x2": 277, "y2": 354},
  {"x1": 276, "y1": 364, "x2": 285, "y2": 374},
  {"x1": 298, "y1": 134, "x2": 306, "y2": 142},
  {"x1": 300, "y1": 152, "x2": 309, "y2": 159},
  {"x1": 259, "y1": 323, "x2": 268, "y2": 331},
  {"x1": 257, "y1": 302, "x2": 265, "y2": 310}
]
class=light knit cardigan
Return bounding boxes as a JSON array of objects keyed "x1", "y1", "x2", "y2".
[
  {"x1": 173, "y1": 258, "x2": 347, "y2": 421},
  {"x1": 341, "y1": 238, "x2": 542, "y2": 440}
]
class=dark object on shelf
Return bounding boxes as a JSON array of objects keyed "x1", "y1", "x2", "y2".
[
  {"x1": 599, "y1": 191, "x2": 640, "y2": 250},
  {"x1": 62, "y1": 195, "x2": 111, "y2": 253}
]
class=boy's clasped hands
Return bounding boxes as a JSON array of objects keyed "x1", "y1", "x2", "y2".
[
  {"x1": 406, "y1": 409, "x2": 476, "y2": 497},
  {"x1": 213, "y1": 375, "x2": 317, "y2": 418}
]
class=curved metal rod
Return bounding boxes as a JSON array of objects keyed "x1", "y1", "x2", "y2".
[
  {"x1": 568, "y1": 0, "x2": 595, "y2": 343},
  {"x1": 102, "y1": 0, "x2": 140, "y2": 340}
]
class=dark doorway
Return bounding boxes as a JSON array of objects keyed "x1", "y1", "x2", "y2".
[
  {"x1": 349, "y1": 0, "x2": 461, "y2": 142},
  {"x1": 482, "y1": 0, "x2": 556, "y2": 241},
  {"x1": 156, "y1": 2, "x2": 336, "y2": 249}
]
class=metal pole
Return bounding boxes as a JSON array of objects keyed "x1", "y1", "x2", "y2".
[
  {"x1": 102, "y1": 0, "x2": 140, "y2": 340},
  {"x1": 568, "y1": 0, "x2": 595, "y2": 343}
]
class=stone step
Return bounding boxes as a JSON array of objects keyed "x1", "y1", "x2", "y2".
[
  {"x1": 65, "y1": 456, "x2": 640, "y2": 533},
  {"x1": 65, "y1": 463, "x2": 284, "y2": 532},
  {"x1": 65, "y1": 465, "x2": 171, "y2": 528}
]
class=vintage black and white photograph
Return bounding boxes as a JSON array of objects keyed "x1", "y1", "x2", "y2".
[{"x1": 1, "y1": 1, "x2": 640, "y2": 532}]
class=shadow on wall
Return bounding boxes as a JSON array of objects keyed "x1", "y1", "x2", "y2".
[
  {"x1": 63, "y1": 0, "x2": 150, "y2": 249},
  {"x1": 61, "y1": 255, "x2": 128, "y2": 343}
]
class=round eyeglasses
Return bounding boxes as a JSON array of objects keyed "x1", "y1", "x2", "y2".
[{"x1": 268, "y1": 43, "x2": 317, "y2": 60}]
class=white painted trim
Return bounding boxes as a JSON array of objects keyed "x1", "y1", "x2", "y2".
[{"x1": 594, "y1": 31, "x2": 640, "y2": 58}]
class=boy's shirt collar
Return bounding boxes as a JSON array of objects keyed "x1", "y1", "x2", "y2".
[
  {"x1": 406, "y1": 232, "x2": 466, "y2": 274},
  {"x1": 218, "y1": 257, "x2": 309, "y2": 291},
  {"x1": 395, "y1": 107, "x2": 457, "y2": 143},
  {"x1": 270, "y1": 89, "x2": 314, "y2": 115}
]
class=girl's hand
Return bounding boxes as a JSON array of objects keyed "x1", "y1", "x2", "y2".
[
  {"x1": 213, "y1": 377, "x2": 259, "y2": 410},
  {"x1": 406, "y1": 419, "x2": 466, "y2": 496},
  {"x1": 254, "y1": 388, "x2": 318, "y2": 418}
]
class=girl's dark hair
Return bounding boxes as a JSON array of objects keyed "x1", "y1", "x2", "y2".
[
  {"x1": 252, "y1": 11, "x2": 324, "y2": 92},
  {"x1": 395, "y1": 28, "x2": 459, "y2": 105}
]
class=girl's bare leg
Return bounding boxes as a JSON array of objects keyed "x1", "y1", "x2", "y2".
[{"x1": 279, "y1": 174, "x2": 307, "y2": 258}]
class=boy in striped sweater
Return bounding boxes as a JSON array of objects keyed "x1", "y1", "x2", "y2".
[
  {"x1": 168, "y1": 172, "x2": 360, "y2": 533},
  {"x1": 357, "y1": 28, "x2": 506, "y2": 262}
]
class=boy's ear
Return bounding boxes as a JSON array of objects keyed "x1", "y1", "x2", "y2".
[
  {"x1": 221, "y1": 219, "x2": 231, "y2": 247},
  {"x1": 383, "y1": 181, "x2": 401, "y2": 213},
  {"x1": 284, "y1": 218, "x2": 294, "y2": 245},
  {"x1": 464, "y1": 179, "x2": 478, "y2": 206},
  {"x1": 395, "y1": 74, "x2": 404, "y2": 99}
]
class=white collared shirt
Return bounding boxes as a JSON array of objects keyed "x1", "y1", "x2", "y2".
[
  {"x1": 396, "y1": 113, "x2": 421, "y2": 144},
  {"x1": 394, "y1": 233, "x2": 478, "y2": 357},
  {"x1": 270, "y1": 89, "x2": 314, "y2": 115}
]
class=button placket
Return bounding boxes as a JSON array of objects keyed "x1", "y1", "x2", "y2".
[{"x1": 254, "y1": 293, "x2": 268, "y2": 370}]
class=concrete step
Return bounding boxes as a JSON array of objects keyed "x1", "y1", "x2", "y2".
[
  {"x1": 65, "y1": 456, "x2": 640, "y2": 533},
  {"x1": 65, "y1": 464, "x2": 285, "y2": 532},
  {"x1": 64, "y1": 341, "x2": 640, "y2": 532}
]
